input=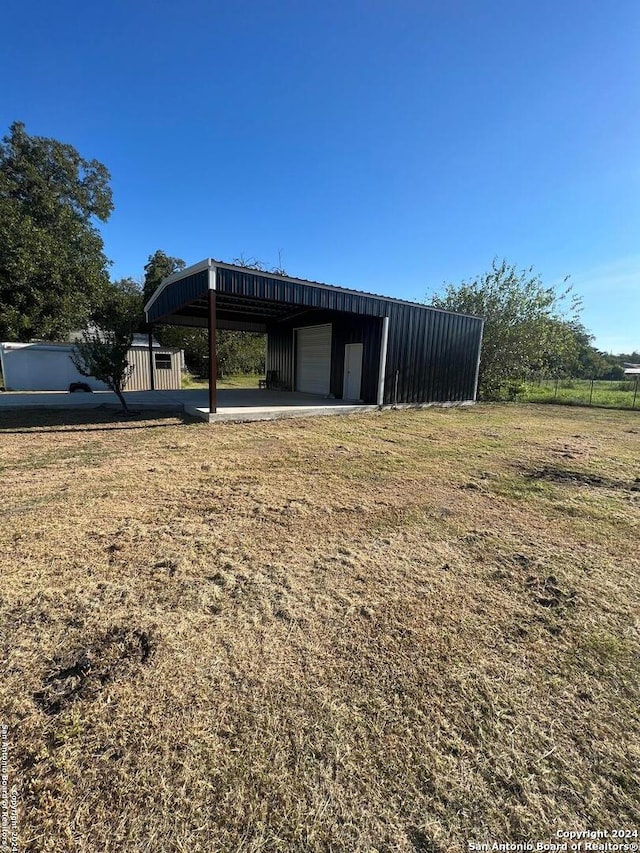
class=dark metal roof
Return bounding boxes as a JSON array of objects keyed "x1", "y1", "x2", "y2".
[
  {"x1": 211, "y1": 260, "x2": 480, "y2": 317},
  {"x1": 145, "y1": 258, "x2": 483, "y2": 327}
]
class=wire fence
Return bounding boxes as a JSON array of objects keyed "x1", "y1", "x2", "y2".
[{"x1": 520, "y1": 376, "x2": 639, "y2": 410}]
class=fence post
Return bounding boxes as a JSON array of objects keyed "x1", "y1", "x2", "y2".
[
  {"x1": 589, "y1": 378, "x2": 594, "y2": 406},
  {"x1": 554, "y1": 377, "x2": 559, "y2": 400},
  {"x1": 634, "y1": 377, "x2": 638, "y2": 410}
]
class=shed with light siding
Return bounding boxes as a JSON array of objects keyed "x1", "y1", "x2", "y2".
[{"x1": 0, "y1": 341, "x2": 182, "y2": 392}]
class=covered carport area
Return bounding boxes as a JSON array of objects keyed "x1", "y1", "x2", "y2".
[
  {"x1": 144, "y1": 259, "x2": 392, "y2": 423},
  {"x1": 144, "y1": 257, "x2": 483, "y2": 424}
]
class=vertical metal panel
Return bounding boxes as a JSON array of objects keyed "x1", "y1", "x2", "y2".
[
  {"x1": 384, "y1": 304, "x2": 482, "y2": 404},
  {"x1": 430, "y1": 310, "x2": 442, "y2": 402},
  {"x1": 126, "y1": 348, "x2": 181, "y2": 391},
  {"x1": 330, "y1": 314, "x2": 381, "y2": 403},
  {"x1": 443, "y1": 313, "x2": 456, "y2": 401},
  {"x1": 416, "y1": 309, "x2": 428, "y2": 403},
  {"x1": 266, "y1": 327, "x2": 294, "y2": 390},
  {"x1": 403, "y1": 308, "x2": 415, "y2": 402},
  {"x1": 126, "y1": 348, "x2": 148, "y2": 391},
  {"x1": 426, "y1": 310, "x2": 438, "y2": 402}
]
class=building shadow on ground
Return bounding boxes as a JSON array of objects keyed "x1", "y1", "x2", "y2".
[{"x1": 0, "y1": 405, "x2": 199, "y2": 434}]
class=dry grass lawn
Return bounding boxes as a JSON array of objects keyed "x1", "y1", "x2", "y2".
[{"x1": 1, "y1": 403, "x2": 639, "y2": 852}]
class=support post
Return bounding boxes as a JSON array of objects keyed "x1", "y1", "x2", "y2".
[
  {"x1": 207, "y1": 268, "x2": 217, "y2": 414},
  {"x1": 472, "y1": 320, "x2": 484, "y2": 402},
  {"x1": 148, "y1": 326, "x2": 155, "y2": 390},
  {"x1": 377, "y1": 316, "x2": 390, "y2": 407}
]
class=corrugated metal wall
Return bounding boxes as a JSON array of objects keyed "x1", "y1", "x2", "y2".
[
  {"x1": 333, "y1": 315, "x2": 382, "y2": 402},
  {"x1": 267, "y1": 307, "x2": 481, "y2": 405},
  {"x1": 126, "y1": 348, "x2": 182, "y2": 391},
  {"x1": 265, "y1": 326, "x2": 294, "y2": 390},
  {"x1": 384, "y1": 304, "x2": 482, "y2": 404},
  {"x1": 216, "y1": 268, "x2": 482, "y2": 404}
]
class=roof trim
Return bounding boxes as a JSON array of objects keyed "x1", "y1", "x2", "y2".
[{"x1": 144, "y1": 257, "x2": 484, "y2": 322}]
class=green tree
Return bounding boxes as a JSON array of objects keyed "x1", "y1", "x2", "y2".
[
  {"x1": 561, "y1": 322, "x2": 608, "y2": 378},
  {"x1": 429, "y1": 259, "x2": 582, "y2": 399},
  {"x1": 217, "y1": 331, "x2": 266, "y2": 378},
  {"x1": 71, "y1": 279, "x2": 143, "y2": 414},
  {"x1": 142, "y1": 249, "x2": 185, "y2": 306},
  {"x1": 0, "y1": 121, "x2": 113, "y2": 341},
  {"x1": 599, "y1": 350, "x2": 640, "y2": 381}
]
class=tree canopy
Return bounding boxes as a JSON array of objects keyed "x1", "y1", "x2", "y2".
[
  {"x1": 142, "y1": 249, "x2": 185, "y2": 307},
  {"x1": 429, "y1": 260, "x2": 582, "y2": 399},
  {"x1": 231, "y1": 252, "x2": 287, "y2": 277},
  {"x1": 0, "y1": 121, "x2": 113, "y2": 341}
]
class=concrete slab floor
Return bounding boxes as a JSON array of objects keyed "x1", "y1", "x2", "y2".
[
  {"x1": 185, "y1": 390, "x2": 377, "y2": 423},
  {"x1": 0, "y1": 388, "x2": 375, "y2": 423}
]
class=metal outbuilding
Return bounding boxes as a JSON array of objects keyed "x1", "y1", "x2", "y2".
[{"x1": 144, "y1": 258, "x2": 484, "y2": 416}]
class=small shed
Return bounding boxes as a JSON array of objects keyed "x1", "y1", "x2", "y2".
[{"x1": 0, "y1": 340, "x2": 182, "y2": 392}]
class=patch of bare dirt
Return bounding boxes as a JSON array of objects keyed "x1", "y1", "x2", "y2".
[
  {"x1": 525, "y1": 464, "x2": 639, "y2": 490},
  {"x1": 34, "y1": 626, "x2": 154, "y2": 715},
  {"x1": 524, "y1": 573, "x2": 578, "y2": 609}
]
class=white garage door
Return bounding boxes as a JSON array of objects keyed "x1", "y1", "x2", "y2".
[{"x1": 296, "y1": 324, "x2": 332, "y2": 395}]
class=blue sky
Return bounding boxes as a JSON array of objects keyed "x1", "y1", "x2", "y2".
[{"x1": 2, "y1": 0, "x2": 639, "y2": 353}]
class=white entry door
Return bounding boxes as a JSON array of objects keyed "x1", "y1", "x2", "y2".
[
  {"x1": 343, "y1": 343, "x2": 363, "y2": 401},
  {"x1": 295, "y1": 324, "x2": 332, "y2": 395}
]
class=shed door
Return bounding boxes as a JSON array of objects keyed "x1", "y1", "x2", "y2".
[
  {"x1": 296, "y1": 324, "x2": 332, "y2": 395},
  {"x1": 343, "y1": 343, "x2": 363, "y2": 401}
]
